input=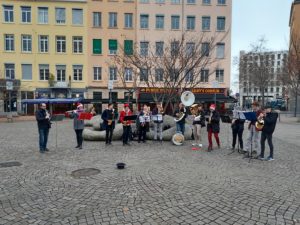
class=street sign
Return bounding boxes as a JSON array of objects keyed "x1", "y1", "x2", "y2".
[
  {"x1": 6, "y1": 81, "x2": 13, "y2": 90},
  {"x1": 108, "y1": 80, "x2": 114, "y2": 90}
]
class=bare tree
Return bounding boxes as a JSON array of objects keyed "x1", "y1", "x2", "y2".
[
  {"x1": 279, "y1": 33, "x2": 300, "y2": 117},
  {"x1": 111, "y1": 32, "x2": 228, "y2": 112}
]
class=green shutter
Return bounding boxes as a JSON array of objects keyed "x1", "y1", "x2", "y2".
[
  {"x1": 93, "y1": 39, "x2": 102, "y2": 54},
  {"x1": 124, "y1": 40, "x2": 133, "y2": 55},
  {"x1": 109, "y1": 39, "x2": 118, "y2": 50}
]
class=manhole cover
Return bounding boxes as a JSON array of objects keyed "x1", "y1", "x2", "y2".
[
  {"x1": 0, "y1": 161, "x2": 22, "y2": 168},
  {"x1": 71, "y1": 168, "x2": 100, "y2": 178}
]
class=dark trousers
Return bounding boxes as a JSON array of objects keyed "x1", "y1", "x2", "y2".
[
  {"x1": 105, "y1": 126, "x2": 113, "y2": 143},
  {"x1": 138, "y1": 125, "x2": 147, "y2": 142},
  {"x1": 232, "y1": 128, "x2": 244, "y2": 149},
  {"x1": 122, "y1": 126, "x2": 131, "y2": 144},
  {"x1": 260, "y1": 132, "x2": 274, "y2": 158},
  {"x1": 75, "y1": 129, "x2": 83, "y2": 147},
  {"x1": 38, "y1": 128, "x2": 49, "y2": 151}
]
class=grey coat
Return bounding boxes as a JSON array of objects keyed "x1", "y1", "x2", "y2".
[{"x1": 71, "y1": 112, "x2": 85, "y2": 130}]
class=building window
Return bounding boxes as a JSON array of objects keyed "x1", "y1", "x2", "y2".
[
  {"x1": 3, "y1": 5, "x2": 14, "y2": 22},
  {"x1": 216, "y1": 69, "x2": 224, "y2": 82},
  {"x1": 171, "y1": 0, "x2": 180, "y2": 3},
  {"x1": 39, "y1": 35, "x2": 48, "y2": 53},
  {"x1": 217, "y1": 17, "x2": 225, "y2": 31},
  {"x1": 140, "y1": 0, "x2": 149, "y2": 3},
  {"x1": 156, "y1": 15, "x2": 164, "y2": 29},
  {"x1": 156, "y1": 0, "x2": 165, "y2": 3},
  {"x1": 124, "y1": 40, "x2": 133, "y2": 55},
  {"x1": 5, "y1": 64, "x2": 15, "y2": 79},
  {"x1": 93, "y1": 12, "x2": 101, "y2": 27},
  {"x1": 187, "y1": 0, "x2": 195, "y2": 4},
  {"x1": 276, "y1": 87, "x2": 280, "y2": 93},
  {"x1": 22, "y1": 35, "x2": 32, "y2": 52},
  {"x1": 73, "y1": 65, "x2": 83, "y2": 81},
  {"x1": 5, "y1": 34, "x2": 14, "y2": 51},
  {"x1": 56, "y1": 36, "x2": 66, "y2": 53},
  {"x1": 55, "y1": 8, "x2": 66, "y2": 24},
  {"x1": 140, "y1": 42, "x2": 149, "y2": 56},
  {"x1": 156, "y1": 42, "x2": 164, "y2": 56},
  {"x1": 140, "y1": 14, "x2": 149, "y2": 29},
  {"x1": 277, "y1": 54, "x2": 281, "y2": 59},
  {"x1": 93, "y1": 39, "x2": 102, "y2": 54},
  {"x1": 185, "y1": 70, "x2": 194, "y2": 82},
  {"x1": 39, "y1": 64, "x2": 49, "y2": 80},
  {"x1": 125, "y1": 68, "x2": 133, "y2": 81},
  {"x1": 155, "y1": 68, "x2": 163, "y2": 81},
  {"x1": 93, "y1": 92, "x2": 102, "y2": 101},
  {"x1": 170, "y1": 69, "x2": 179, "y2": 81},
  {"x1": 72, "y1": 8, "x2": 83, "y2": 25},
  {"x1": 277, "y1": 61, "x2": 281, "y2": 66},
  {"x1": 202, "y1": 0, "x2": 211, "y2": 4},
  {"x1": 218, "y1": 0, "x2": 226, "y2": 5},
  {"x1": 73, "y1": 36, "x2": 83, "y2": 53},
  {"x1": 56, "y1": 65, "x2": 66, "y2": 81},
  {"x1": 93, "y1": 67, "x2": 102, "y2": 80},
  {"x1": 124, "y1": 13, "x2": 133, "y2": 28},
  {"x1": 201, "y1": 42, "x2": 210, "y2": 56},
  {"x1": 216, "y1": 43, "x2": 225, "y2": 59},
  {"x1": 186, "y1": 42, "x2": 195, "y2": 56},
  {"x1": 21, "y1": 6, "x2": 31, "y2": 23},
  {"x1": 109, "y1": 67, "x2": 117, "y2": 81},
  {"x1": 187, "y1": 16, "x2": 195, "y2": 30},
  {"x1": 171, "y1": 15, "x2": 180, "y2": 29},
  {"x1": 140, "y1": 68, "x2": 148, "y2": 81},
  {"x1": 109, "y1": 39, "x2": 118, "y2": 54},
  {"x1": 201, "y1": 69, "x2": 209, "y2": 82},
  {"x1": 22, "y1": 64, "x2": 32, "y2": 80},
  {"x1": 202, "y1": 16, "x2": 210, "y2": 31},
  {"x1": 109, "y1": 12, "x2": 117, "y2": 28},
  {"x1": 171, "y1": 41, "x2": 179, "y2": 56},
  {"x1": 38, "y1": 7, "x2": 48, "y2": 24}
]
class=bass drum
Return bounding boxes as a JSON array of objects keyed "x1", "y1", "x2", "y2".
[{"x1": 172, "y1": 133, "x2": 185, "y2": 146}]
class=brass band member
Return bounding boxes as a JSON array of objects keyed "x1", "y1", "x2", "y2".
[
  {"x1": 138, "y1": 104, "x2": 150, "y2": 143},
  {"x1": 70, "y1": 103, "x2": 85, "y2": 149},
  {"x1": 101, "y1": 103, "x2": 116, "y2": 145},
  {"x1": 191, "y1": 104, "x2": 205, "y2": 147},
  {"x1": 174, "y1": 103, "x2": 187, "y2": 135},
  {"x1": 231, "y1": 109, "x2": 245, "y2": 151},
  {"x1": 152, "y1": 102, "x2": 164, "y2": 142},
  {"x1": 35, "y1": 103, "x2": 51, "y2": 153},
  {"x1": 257, "y1": 106, "x2": 278, "y2": 161},
  {"x1": 206, "y1": 104, "x2": 220, "y2": 151},
  {"x1": 119, "y1": 103, "x2": 133, "y2": 146}
]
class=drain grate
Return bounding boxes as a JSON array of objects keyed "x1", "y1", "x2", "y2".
[
  {"x1": 71, "y1": 168, "x2": 100, "y2": 178},
  {"x1": 0, "y1": 161, "x2": 22, "y2": 168}
]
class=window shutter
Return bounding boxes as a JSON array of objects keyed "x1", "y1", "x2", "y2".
[
  {"x1": 93, "y1": 39, "x2": 102, "y2": 54},
  {"x1": 109, "y1": 39, "x2": 118, "y2": 50},
  {"x1": 124, "y1": 40, "x2": 133, "y2": 55}
]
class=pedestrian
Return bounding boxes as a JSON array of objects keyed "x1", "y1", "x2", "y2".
[
  {"x1": 191, "y1": 104, "x2": 206, "y2": 148},
  {"x1": 231, "y1": 110, "x2": 245, "y2": 151},
  {"x1": 35, "y1": 103, "x2": 51, "y2": 153},
  {"x1": 206, "y1": 104, "x2": 220, "y2": 151},
  {"x1": 138, "y1": 104, "x2": 150, "y2": 143},
  {"x1": 152, "y1": 102, "x2": 164, "y2": 142},
  {"x1": 101, "y1": 103, "x2": 116, "y2": 145},
  {"x1": 174, "y1": 102, "x2": 187, "y2": 135},
  {"x1": 119, "y1": 103, "x2": 133, "y2": 146},
  {"x1": 70, "y1": 104, "x2": 85, "y2": 149}
]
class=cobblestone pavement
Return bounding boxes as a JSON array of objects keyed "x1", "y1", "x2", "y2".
[{"x1": 0, "y1": 120, "x2": 299, "y2": 225}]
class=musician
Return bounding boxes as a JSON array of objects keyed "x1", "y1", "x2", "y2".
[
  {"x1": 70, "y1": 104, "x2": 85, "y2": 149},
  {"x1": 119, "y1": 103, "x2": 133, "y2": 146},
  {"x1": 137, "y1": 105, "x2": 150, "y2": 143},
  {"x1": 206, "y1": 104, "x2": 220, "y2": 151},
  {"x1": 101, "y1": 103, "x2": 116, "y2": 145},
  {"x1": 152, "y1": 102, "x2": 164, "y2": 142},
  {"x1": 257, "y1": 106, "x2": 278, "y2": 161},
  {"x1": 191, "y1": 104, "x2": 205, "y2": 147},
  {"x1": 174, "y1": 103, "x2": 187, "y2": 135},
  {"x1": 35, "y1": 103, "x2": 51, "y2": 153},
  {"x1": 231, "y1": 110, "x2": 245, "y2": 151},
  {"x1": 244, "y1": 101, "x2": 262, "y2": 158}
]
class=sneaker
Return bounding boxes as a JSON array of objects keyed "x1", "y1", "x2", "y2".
[
  {"x1": 266, "y1": 156, "x2": 274, "y2": 161},
  {"x1": 192, "y1": 143, "x2": 196, "y2": 146},
  {"x1": 256, "y1": 155, "x2": 265, "y2": 161},
  {"x1": 198, "y1": 144, "x2": 203, "y2": 147}
]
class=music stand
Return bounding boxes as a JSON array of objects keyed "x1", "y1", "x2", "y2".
[
  {"x1": 244, "y1": 112, "x2": 257, "y2": 163},
  {"x1": 124, "y1": 115, "x2": 137, "y2": 121},
  {"x1": 50, "y1": 114, "x2": 65, "y2": 149},
  {"x1": 79, "y1": 112, "x2": 93, "y2": 120}
]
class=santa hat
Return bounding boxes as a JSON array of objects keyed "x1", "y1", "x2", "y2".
[
  {"x1": 209, "y1": 104, "x2": 216, "y2": 110},
  {"x1": 77, "y1": 103, "x2": 83, "y2": 108},
  {"x1": 124, "y1": 103, "x2": 129, "y2": 107}
]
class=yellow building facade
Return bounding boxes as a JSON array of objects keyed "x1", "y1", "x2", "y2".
[{"x1": 0, "y1": 0, "x2": 87, "y2": 114}]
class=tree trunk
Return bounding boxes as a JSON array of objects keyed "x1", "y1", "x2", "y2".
[
  {"x1": 294, "y1": 93, "x2": 298, "y2": 117},
  {"x1": 261, "y1": 89, "x2": 265, "y2": 107}
]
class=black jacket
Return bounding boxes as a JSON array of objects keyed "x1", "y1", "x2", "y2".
[
  {"x1": 262, "y1": 112, "x2": 278, "y2": 134},
  {"x1": 193, "y1": 111, "x2": 206, "y2": 127},
  {"x1": 206, "y1": 111, "x2": 220, "y2": 133},
  {"x1": 174, "y1": 108, "x2": 187, "y2": 124},
  {"x1": 101, "y1": 109, "x2": 116, "y2": 129},
  {"x1": 231, "y1": 118, "x2": 245, "y2": 131},
  {"x1": 36, "y1": 109, "x2": 51, "y2": 129}
]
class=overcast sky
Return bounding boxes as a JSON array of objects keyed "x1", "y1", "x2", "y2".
[{"x1": 231, "y1": 0, "x2": 294, "y2": 93}]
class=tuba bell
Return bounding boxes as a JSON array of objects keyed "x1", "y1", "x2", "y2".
[{"x1": 174, "y1": 91, "x2": 195, "y2": 122}]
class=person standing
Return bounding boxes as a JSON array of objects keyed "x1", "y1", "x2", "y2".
[
  {"x1": 138, "y1": 105, "x2": 150, "y2": 143},
  {"x1": 152, "y1": 103, "x2": 164, "y2": 142},
  {"x1": 174, "y1": 103, "x2": 187, "y2": 135},
  {"x1": 244, "y1": 101, "x2": 262, "y2": 158},
  {"x1": 206, "y1": 104, "x2": 220, "y2": 151},
  {"x1": 257, "y1": 107, "x2": 278, "y2": 161},
  {"x1": 35, "y1": 103, "x2": 51, "y2": 153},
  {"x1": 70, "y1": 104, "x2": 85, "y2": 149},
  {"x1": 119, "y1": 103, "x2": 133, "y2": 146},
  {"x1": 192, "y1": 104, "x2": 206, "y2": 147},
  {"x1": 231, "y1": 111, "x2": 245, "y2": 151},
  {"x1": 101, "y1": 103, "x2": 115, "y2": 145}
]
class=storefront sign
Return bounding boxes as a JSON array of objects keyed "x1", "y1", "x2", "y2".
[{"x1": 139, "y1": 87, "x2": 226, "y2": 95}]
